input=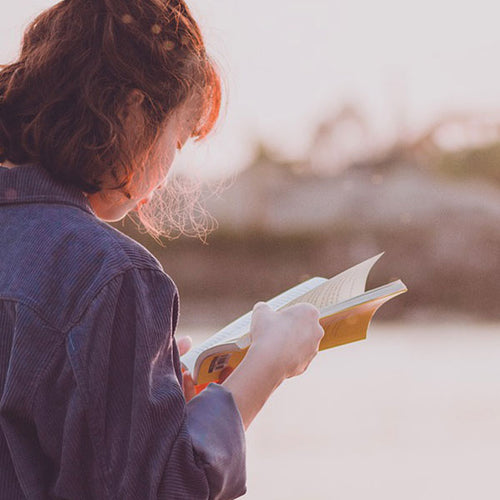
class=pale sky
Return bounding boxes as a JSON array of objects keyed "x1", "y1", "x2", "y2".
[{"x1": 2, "y1": 0, "x2": 500, "y2": 178}]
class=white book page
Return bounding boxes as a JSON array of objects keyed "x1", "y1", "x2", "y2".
[
  {"x1": 319, "y1": 279, "x2": 407, "y2": 318},
  {"x1": 182, "y1": 254, "x2": 384, "y2": 373},
  {"x1": 284, "y1": 253, "x2": 384, "y2": 310},
  {"x1": 181, "y1": 276, "x2": 326, "y2": 371}
]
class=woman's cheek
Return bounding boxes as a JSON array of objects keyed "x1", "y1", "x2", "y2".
[{"x1": 132, "y1": 198, "x2": 149, "y2": 212}]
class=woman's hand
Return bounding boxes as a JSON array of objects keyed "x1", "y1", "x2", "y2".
[
  {"x1": 176, "y1": 336, "x2": 196, "y2": 402},
  {"x1": 249, "y1": 301, "x2": 324, "y2": 381},
  {"x1": 222, "y1": 301, "x2": 324, "y2": 430}
]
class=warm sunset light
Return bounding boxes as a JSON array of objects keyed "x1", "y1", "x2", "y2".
[
  {"x1": 3, "y1": 0, "x2": 500, "y2": 177},
  {"x1": 1, "y1": 1, "x2": 499, "y2": 499}
]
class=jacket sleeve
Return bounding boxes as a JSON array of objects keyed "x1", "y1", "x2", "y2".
[{"x1": 63, "y1": 267, "x2": 246, "y2": 500}]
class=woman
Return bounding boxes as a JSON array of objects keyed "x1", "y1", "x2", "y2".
[{"x1": 0, "y1": 1, "x2": 324, "y2": 498}]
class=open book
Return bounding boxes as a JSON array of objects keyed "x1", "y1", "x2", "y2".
[{"x1": 181, "y1": 253, "x2": 407, "y2": 387}]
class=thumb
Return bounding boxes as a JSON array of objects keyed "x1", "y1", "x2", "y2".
[
  {"x1": 250, "y1": 301, "x2": 272, "y2": 331},
  {"x1": 253, "y1": 301, "x2": 271, "y2": 311},
  {"x1": 176, "y1": 336, "x2": 193, "y2": 356}
]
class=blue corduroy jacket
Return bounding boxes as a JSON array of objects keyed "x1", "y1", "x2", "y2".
[{"x1": 0, "y1": 163, "x2": 246, "y2": 499}]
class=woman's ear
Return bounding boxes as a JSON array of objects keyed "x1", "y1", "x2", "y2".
[
  {"x1": 126, "y1": 89, "x2": 145, "y2": 107},
  {"x1": 119, "y1": 89, "x2": 145, "y2": 122},
  {"x1": 118, "y1": 89, "x2": 145, "y2": 135}
]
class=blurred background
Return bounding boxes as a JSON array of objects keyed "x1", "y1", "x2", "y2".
[{"x1": 3, "y1": 1, "x2": 500, "y2": 498}]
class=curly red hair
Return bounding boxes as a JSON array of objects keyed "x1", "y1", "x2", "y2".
[{"x1": 0, "y1": 0, "x2": 222, "y2": 200}]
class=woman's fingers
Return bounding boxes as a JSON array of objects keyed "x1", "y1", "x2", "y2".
[
  {"x1": 178, "y1": 337, "x2": 196, "y2": 401},
  {"x1": 176, "y1": 336, "x2": 192, "y2": 356},
  {"x1": 182, "y1": 370, "x2": 196, "y2": 402}
]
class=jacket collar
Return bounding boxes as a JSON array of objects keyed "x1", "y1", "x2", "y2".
[{"x1": 0, "y1": 163, "x2": 97, "y2": 217}]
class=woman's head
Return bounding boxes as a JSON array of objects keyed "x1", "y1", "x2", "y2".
[
  {"x1": 84, "y1": 92, "x2": 199, "y2": 222},
  {"x1": 0, "y1": 0, "x2": 222, "y2": 228}
]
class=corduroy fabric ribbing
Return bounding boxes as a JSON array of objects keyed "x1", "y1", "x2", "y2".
[{"x1": 0, "y1": 164, "x2": 246, "y2": 499}]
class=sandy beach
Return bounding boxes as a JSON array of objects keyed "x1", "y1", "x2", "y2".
[{"x1": 179, "y1": 322, "x2": 500, "y2": 500}]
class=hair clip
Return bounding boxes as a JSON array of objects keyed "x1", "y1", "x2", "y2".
[
  {"x1": 151, "y1": 24, "x2": 162, "y2": 35},
  {"x1": 121, "y1": 14, "x2": 134, "y2": 25},
  {"x1": 163, "y1": 40, "x2": 176, "y2": 51}
]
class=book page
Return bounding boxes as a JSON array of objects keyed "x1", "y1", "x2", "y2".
[
  {"x1": 190, "y1": 279, "x2": 407, "y2": 384},
  {"x1": 284, "y1": 253, "x2": 383, "y2": 310},
  {"x1": 181, "y1": 276, "x2": 326, "y2": 370},
  {"x1": 182, "y1": 253, "x2": 385, "y2": 374}
]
